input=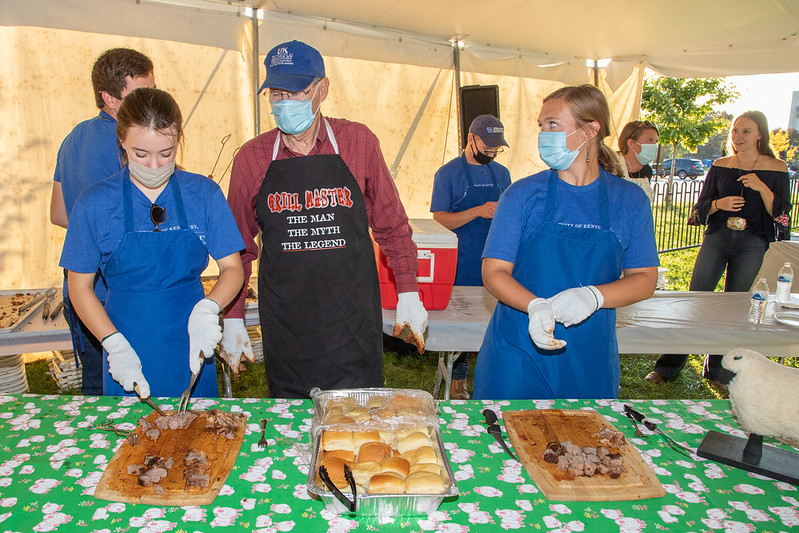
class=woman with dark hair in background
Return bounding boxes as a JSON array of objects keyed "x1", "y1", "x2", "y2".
[
  {"x1": 646, "y1": 110, "x2": 790, "y2": 386},
  {"x1": 618, "y1": 120, "x2": 659, "y2": 202},
  {"x1": 473, "y1": 85, "x2": 659, "y2": 400},
  {"x1": 60, "y1": 87, "x2": 245, "y2": 397}
]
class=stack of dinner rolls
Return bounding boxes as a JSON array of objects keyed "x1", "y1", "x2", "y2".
[{"x1": 317, "y1": 427, "x2": 447, "y2": 494}]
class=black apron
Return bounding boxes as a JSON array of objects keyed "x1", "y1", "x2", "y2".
[{"x1": 254, "y1": 120, "x2": 382, "y2": 398}]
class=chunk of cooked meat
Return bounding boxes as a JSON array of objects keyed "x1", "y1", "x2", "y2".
[
  {"x1": 204, "y1": 409, "x2": 244, "y2": 440},
  {"x1": 145, "y1": 428, "x2": 160, "y2": 441},
  {"x1": 127, "y1": 464, "x2": 146, "y2": 476},
  {"x1": 186, "y1": 473, "x2": 210, "y2": 489},
  {"x1": 154, "y1": 410, "x2": 200, "y2": 431}
]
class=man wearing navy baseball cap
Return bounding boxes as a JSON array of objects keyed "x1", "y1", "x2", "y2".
[
  {"x1": 430, "y1": 114, "x2": 511, "y2": 399},
  {"x1": 223, "y1": 40, "x2": 427, "y2": 398}
]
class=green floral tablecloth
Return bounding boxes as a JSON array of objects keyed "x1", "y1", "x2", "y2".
[{"x1": 0, "y1": 395, "x2": 796, "y2": 532}]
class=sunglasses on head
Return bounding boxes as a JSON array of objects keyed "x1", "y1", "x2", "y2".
[{"x1": 150, "y1": 204, "x2": 167, "y2": 232}]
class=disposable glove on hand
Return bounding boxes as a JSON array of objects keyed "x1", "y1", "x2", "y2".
[
  {"x1": 188, "y1": 298, "x2": 222, "y2": 374},
  {"x1": 394, "y1": 291, "x2": 428, "y2": 353},
  {"x1": 219, "y1": 318, "x2": 256, "y2": 379},
  {"x1": 527, "y1": 298, "x2": 566, "y2": 350},
  {"x1": 549, "y1": 286, "x2": 604, "y2": 327},
  {"x1": 102, "y1": 332, "x2": 149, "y2": 396}
]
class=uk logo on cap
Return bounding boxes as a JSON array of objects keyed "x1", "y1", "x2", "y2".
[{"x1": 270, "y1": 47, "x2": 294, "y2": 67}]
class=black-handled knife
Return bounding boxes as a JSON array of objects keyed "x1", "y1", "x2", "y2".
[
  {"x1": 623, "y1": 403, "x2": 646, "y2": 422},
  {"x1": 482, "y1": 408, "x2": 518, "y2": 461}
]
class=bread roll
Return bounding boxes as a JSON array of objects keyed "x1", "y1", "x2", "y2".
[
  {"x1": 349, "y1": 461, "x2": 380, "y2": 486},
  {"x1": 397, "y1": 431, "x2": 431, "y2": 454},
  {"x1": 392, "y1": 394, "x2": 427, "y2": 412},
  {"x1": 401, "y1": 445, "x2": 436, "y2": 464},
  {"x1": 344, "y1": 406, "x2": 370, "y2": 421},
  {"x1": 357, "y1": 441, "x2": 393, "y2": 464},
  {"x1": 324, "y1": 449, "x2": 356, "y2": 462},
  {"x1": 325, "y1": 415, "x2": 355, "y2": 425},
  {"x1": 366, "y1": 396, "x2": 385, "y2": 410},
  {"x1": 326, "y1": 397, "x2": 357, "y2": 411},
  {"x1": 378, "y1": 429, "x2": 395, "y2": 445},
  {"x1": 405, "y1": 471, "x2": 446, "y2": 494},
  {"x1": 352, "y1": 430, "x2": 381, "y2": 451},
  {"x1": 380, "y1": 456, "x2": 410, "y2": 477},
  {"x1": 318, "y1": 457, "x2": 352, "y2": 489},
  {"x1": 368, "y1": 473, "x2": 405, "y2": 494},
  {"x1": 409, "y1": 462, "x2": 441, "y2": 475},
  {"x1": 322, "y1": 430, "x2": 354, "y2": 452}
]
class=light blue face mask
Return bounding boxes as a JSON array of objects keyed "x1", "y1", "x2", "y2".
[
  {"x1": 269, "y1": 84, "x2": 320, "y2": 135},
  {"x1": 634, "y1": 141, "x2": 658, "y2": 165},
  {"x1": 538, "y1": 126, "x2": 587, "y2": 170}
]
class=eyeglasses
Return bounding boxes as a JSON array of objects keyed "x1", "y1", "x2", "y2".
[
  {"x1": 475, "y1": 137, "x2": 504, "y2": 156},
  {"x1": 267, "y1": 81, "x2": 319, "y2": 103},
  {"x1": 150, "y1": 204, "x2": 167, "y2": 232},
  {"x1": 633, "y1": 120, "x2": 658, "y2": 133}
]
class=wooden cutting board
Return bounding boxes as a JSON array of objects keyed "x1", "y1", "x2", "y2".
[
  {"x1": 94, "y1": 410, "x2": 247, "y2": 506},
  {"x1": 503, "y1": 409, "x2": 664, "y2": 501}
]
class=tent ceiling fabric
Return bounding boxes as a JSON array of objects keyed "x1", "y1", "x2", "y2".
[
  {"x1": 252, "y1": 0, "x2": 799, "y2": 78},
  {"x1": 3, "y1": 0, "x2": 798, "y2": 79}
]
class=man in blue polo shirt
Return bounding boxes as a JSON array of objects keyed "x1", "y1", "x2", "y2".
[
  {"x1": 50, "y1": 48, "x2": 155, "y2": 395},
  {"x1": 430, "y1": 115, "x2": 511, "y2": 399}
]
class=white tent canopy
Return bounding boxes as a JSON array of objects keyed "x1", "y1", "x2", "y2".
[{"x1": 2, "y1": 0, "x2": 798, "y2": 289}]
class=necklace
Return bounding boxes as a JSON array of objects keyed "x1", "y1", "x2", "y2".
[{"x1": 736, "y1": 153, "x2": 760, "y2": 171}]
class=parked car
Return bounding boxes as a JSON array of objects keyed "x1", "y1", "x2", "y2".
[
  {"x1": 702, "y1": 158, "x2": 713, "y2": 169},
  {"x1": 657, "y1": 158, "x2": 705, "y2": 179}
]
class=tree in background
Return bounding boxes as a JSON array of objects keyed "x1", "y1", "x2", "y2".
[
  {"x1": 694, "y1": 111, "x2": 733, "y2": 162},
  {"x1": 640, "y1": 77, "x2": 737, "y2": 184},
  {"x1": 771, "y1": 128, "x2": 799, "y2": 168}
]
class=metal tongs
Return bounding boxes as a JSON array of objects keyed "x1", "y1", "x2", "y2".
[
  {"x1": 18, "y1": 288, "x2": 57, "y2": 315},
  {"x1": 134, "y1": 382, "x2": 166, "y2": 416},
  {"x1": 318, "y1": 463, "x2": 357, "y2": 512},
  {"x1": 92, "y1": 421, "x2": 139, "y2": 446},
  {"x1": 623, "y1": 404, "x2": 694, "y2": 457}
]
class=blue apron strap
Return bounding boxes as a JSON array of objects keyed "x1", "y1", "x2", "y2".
[
  {"x1": 122, "y1": 170, "x2": 134, "y2": 233},
  {"x1": 598, "y1": 175, "x2": 610, "y2": 228},
  {"x1": 458, "y1": 153, "x2": 500, "y2": 191},
  {"x1": 543, "y1": 171, "x2": 559, "y2": 223},
  {"x1": 170, "y1": 176, "x2": 189, "y2": 229}
]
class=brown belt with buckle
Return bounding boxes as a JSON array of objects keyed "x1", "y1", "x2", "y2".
[{"x1": 727, "y1": 217, "x2": 747, "y2": 231}]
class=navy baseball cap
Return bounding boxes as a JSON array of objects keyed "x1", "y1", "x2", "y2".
[
  {"x1": 259, "y1": 40, "x2": 326, "y2": 94},
  {"x1": 469, "y1": 115, "x2": 509, "y2": 147}
]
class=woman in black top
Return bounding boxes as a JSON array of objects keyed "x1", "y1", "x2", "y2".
[{"x1": 646, "y1": 110, "x2": 790, "y2": 385}]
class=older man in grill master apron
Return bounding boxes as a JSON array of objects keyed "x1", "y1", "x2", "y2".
[{"x1": 224, "y1": 40, "x2": 428, "y2": 398}]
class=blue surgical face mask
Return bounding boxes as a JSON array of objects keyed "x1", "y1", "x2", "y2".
[
  {"x1": 633, "y1": 141, "x2": 658, "y2": 165},
  {"x1": 269, "y1": 84, "x2": 320, "y2": 135},
  {"x1": 538, "y1": 125, "x2": 588, "y2": 170}
]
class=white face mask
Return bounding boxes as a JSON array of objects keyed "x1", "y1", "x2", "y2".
[
  {"x1": 128, "y1": 159, "x2": 175, "y2": 189},
  {"x1": 633, "y1": 141, "x2": 658, "y2": 166}
]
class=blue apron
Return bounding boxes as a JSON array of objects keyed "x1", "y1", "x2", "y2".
[
  {"x1": 473, "y1": 171, "x2": 624, "y2": 399},
  {"x1": 452, "y1": 155, "x2": 504, "y2": 286},
  {"x1": 101, "y1": 172, "x2": 218, "y2": 397}
]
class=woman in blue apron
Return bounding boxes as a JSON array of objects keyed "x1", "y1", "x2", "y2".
[
  {"x1": 60, "y1": 88, "x2": 244, "y2": 398},
  {"x1": 473, "y1": 85, "x2": 659, "y2": 400}
]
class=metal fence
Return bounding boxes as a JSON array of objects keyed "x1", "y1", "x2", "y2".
[{"x1": 652, "y1": 176, "x2": 799, "y2": 253}]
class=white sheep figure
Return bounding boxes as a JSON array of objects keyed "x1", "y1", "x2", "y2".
[{"x1": 720, "y1": 348, "x2": 799, "y2": 448}]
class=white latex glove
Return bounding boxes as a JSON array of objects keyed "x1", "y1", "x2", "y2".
[
  {"x1": 394, "y1": 291, "x2": 428, "y2": 353},
  {"x1": 188, "y1": 298, "x2": 222, "y2": 374},
  {"x1": 102, "y1": 332, "x2": 149, "y2": 396},
  {"x1": 219, "y1": 318, "x2": 256, "y2": 379},
  {"x1": 549, "y1": 286, "x2": 604, "y2": 327},
  {"x1": 527, "y1": 298, "x2": 566, "y2": 350}
]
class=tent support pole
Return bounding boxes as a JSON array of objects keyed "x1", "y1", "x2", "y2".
[
  {"x1": 593, "y1": 60, "x2": 599, "y2": 87},
  {"x1": 453, "y1": 40, "x2": 462, "y2": 151},
  {"x1": 253, "y1": 8, "x2": 261, "y2": 137}
]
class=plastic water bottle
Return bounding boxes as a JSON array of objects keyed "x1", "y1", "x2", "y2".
[
  {"x1": 776, "y1": 262, "x2": 793, "y2": 306},
  {"x1": 748, "y1": 278, "x2": 769, "y2": 324}
]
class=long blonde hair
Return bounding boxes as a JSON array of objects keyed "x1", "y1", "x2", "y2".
[{"x1": 543, "y1": 84, "x2": 625, "y2": 176}]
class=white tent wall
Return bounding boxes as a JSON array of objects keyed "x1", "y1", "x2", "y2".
[
  {"x1": 0, "y1": 18, "x2": 643, "y2": 290},
  {"x1": 0, "y1": 26, "x2": 254, "y2": 289}
]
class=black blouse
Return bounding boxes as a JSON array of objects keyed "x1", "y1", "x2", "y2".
[{"x1": 693, "y1": 165, "x2": 791, "y2": 242}]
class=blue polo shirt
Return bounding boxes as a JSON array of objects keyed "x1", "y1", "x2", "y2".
[{"x1": 54, "y1": 111, "x2": 123, "y2": 300}]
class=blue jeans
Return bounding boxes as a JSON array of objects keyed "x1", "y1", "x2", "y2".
[
  {"x1": 689, "y1": 227, "x2": 768, "y2": 292},
  {"x1": 452, "y1": 353, "x2": 469, "y2": 380},
  {"x1": 654, "y1": 227, "x2": 767, "y2": 380},
  {"x1": 63, "y1": 296, "x2": 104, "y2": 395}
]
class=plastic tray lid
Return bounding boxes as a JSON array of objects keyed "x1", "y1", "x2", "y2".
[{"x1": 408, "y1": 218, "x2": 457, "y2": 248}]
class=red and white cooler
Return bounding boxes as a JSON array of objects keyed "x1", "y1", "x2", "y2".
[{"x1": 373, "y1": 218, "x2": 458, "y2": 310}]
